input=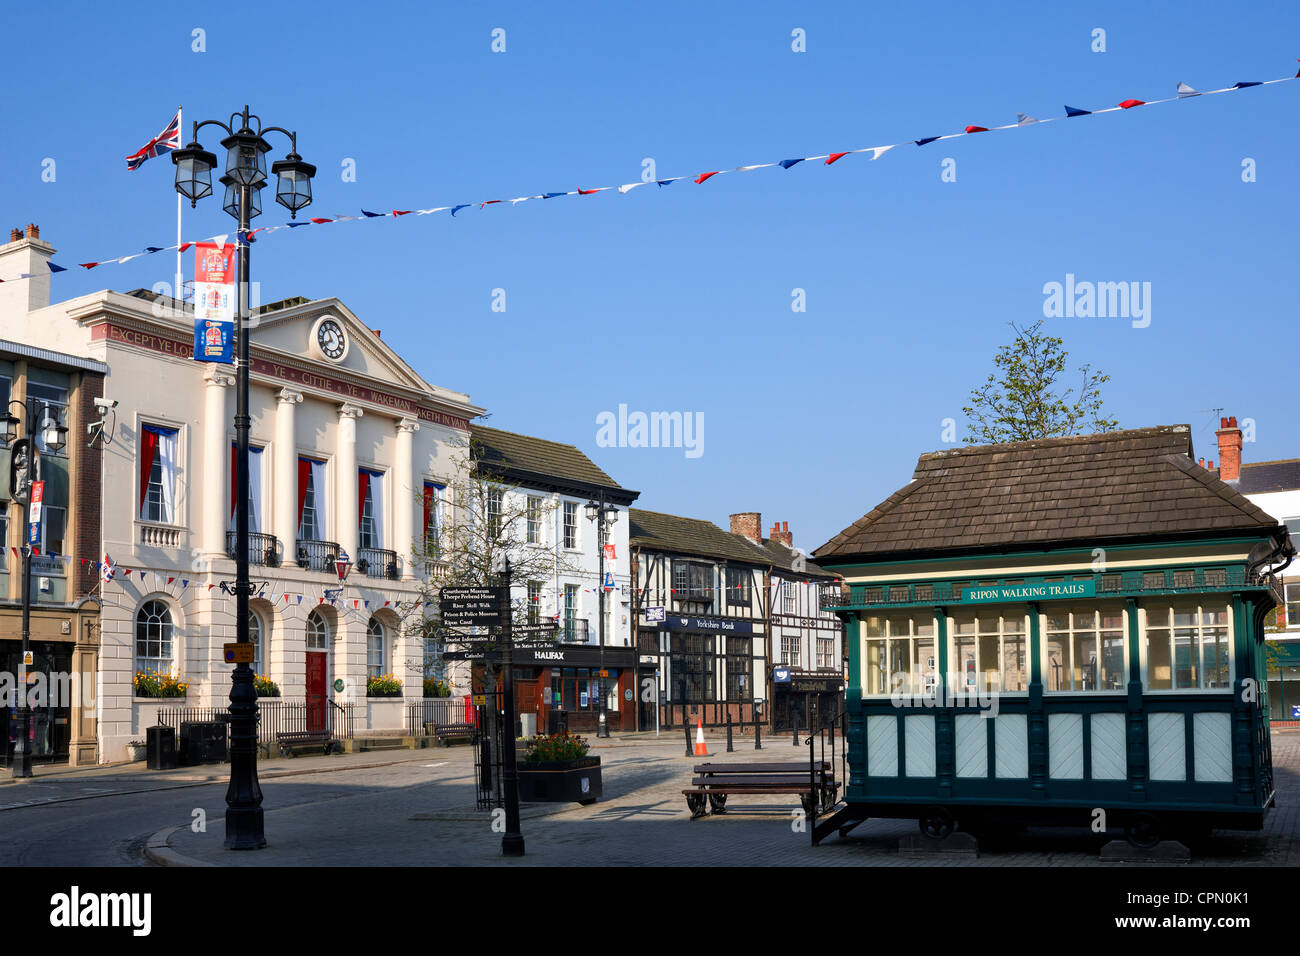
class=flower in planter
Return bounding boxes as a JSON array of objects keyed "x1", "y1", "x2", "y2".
[
  {"x1": 422, "y1": 676, "x2": 452, "y2": 698},
  {"x1": 367, "y1": 674, "x2": 403, "y2": 697},
  {"x1": 253, "y1": 673, "x2": 281, "y2": 698},
  {"x1": 133, "y1": 669, "x2": 187, "y2": 698},
  {"x1": 521, "y1": 732, "x2": 591, "y2": 763}
]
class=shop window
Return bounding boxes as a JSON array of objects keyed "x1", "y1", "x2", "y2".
[
  {"x1": 139, "y1": 424, "x2": 179, "y2": 524},
  {"x1": 670, "y1": 633, "x2": 715, "y2": 703},
  {"x1": 1043, "y1": 609, "x2": 1125, "y2": 693},
  {"x1": 861, "y1": 614, "x2": 936, "y2": 698},
  {"x1": 135, "y1": 599, "x2": 175, "y2": 676},
  {"x1": 1144, "y1": 603, "x2": 1230, "y2": 691},
  {"x1": 725, "y1": 637, "x2": 751, "y2": 700},
  {"x1": 951, "y1": 611, "x2": 1029, "y2": 695}
]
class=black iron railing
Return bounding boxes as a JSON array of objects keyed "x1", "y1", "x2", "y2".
[
  {"x1": 226, "y1": 530, "x2": 281, "y2": 567},
  {"x1": 562, "y1": 619, "x2": 590, "y2": 643},
  {"x1": 357, "y1": 547, "x2": 399, "y2": 580},
  {"x1": 155, "y1": 699, "x2": 356, "y2": 755},
  {"x1": 296, "y1": 538, "x2": 341, "y2": 573},
  {"x1": 406, "y1": 697, "x2": 468, "y2": 735}
]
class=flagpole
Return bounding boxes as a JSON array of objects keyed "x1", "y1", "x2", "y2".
[{"x1": 176, "y1": 105, "x2": 183, "y2": 306}]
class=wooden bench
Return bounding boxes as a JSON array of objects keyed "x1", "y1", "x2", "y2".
[
  {"x1": 276, "y1": 731, "x2": 340, "y2": 757},
  {"x1": 434, "y1": 723, "x2": 475, "y2": 747},
  {"x1": 682, "y1": 761, "x2": 838, "y2": 819}
]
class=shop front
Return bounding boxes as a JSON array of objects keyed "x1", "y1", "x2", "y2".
[
  {"x1": 638, "y1": 614, "x2": 764, "y2": 729},
  {"x1": 772, "y1": 671, "x2": 844, "y2": 733},
  {"x1": 471, "y1": 645, "x2": 639, "y2": 734}
]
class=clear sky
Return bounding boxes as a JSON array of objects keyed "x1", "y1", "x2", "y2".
[{"x1": 2, "y1": 1, "x2": 1297, "y2": 552}]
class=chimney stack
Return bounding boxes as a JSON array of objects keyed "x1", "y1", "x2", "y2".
[
  {"x1": 0, "y1": 223, "x2": 56, "y2": 313},
  {"x1": 1215, "y1": 416, "x2": 1242, "y2": 482},
  {"x1": 25, "y1": 223, "x2": 39, "y2": 240},
  {"x1": 769, "y1": 520, "x2": 793, "y2": 548},
  {"x1": 8, "y1": 228, "x2": 20, "y2": 242},
  {"x1": 729, "y1": 512, "x2": 761, "y2": 543}
]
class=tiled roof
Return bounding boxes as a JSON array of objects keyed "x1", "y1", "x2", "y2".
[
  {"x1": 470, "y1": 424, "x2": 623, "y2": 491},
  {"x1": 629, "y1": 509, "x2": 774, "y2": 565},
  {"x1": 814, "y1": 425, "x2": 1282, "y2": 561},
  {"x1": 1235, "y1": 459, "x2": 1300, "y2": 495}
]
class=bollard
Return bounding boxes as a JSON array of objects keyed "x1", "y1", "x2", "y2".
[
  {"x1": 755, "y1": 717, "x2": 762, "y2": 750},
  {"x1": 726, "y1": 713, "x2": 734, "y2": 752},
  {"x1": 793, "y1": 716, "x2": 799, "y2": 747},
  {"x1": 685, "y1": 717, "x2": 693, "y2": 757}
]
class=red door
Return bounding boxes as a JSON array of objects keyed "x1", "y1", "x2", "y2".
[{"x1": 306, "y1": 652, "x2": 327, "y2": 732}]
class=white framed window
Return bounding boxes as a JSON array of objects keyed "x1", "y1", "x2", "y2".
[
  {"x1": 249, "y1": 611, "x2": 264, "y2": 675},
  {"x1": 135, "y1": 599, "x2": 175, "y2": 675},
  {"x1": 1287, "y1": 582, "x2": 1300, "y2": 629},
  {"x1": 780, "y1": 634, "x2": 802, "y2": 666},
  {"x1": 526, "y1": 496, "x2": 541, "y2": 544},
  {"x1": 359, "y1": 469, "x2": 384, "y2": 550},
  {"x1": 782, "y1": 581, "x2": 798, "y2": 614},
  {"x1": 861, "y1": 614, "x2": 937, "y2": 697},
  {"x1": 527, "y1": 581, "x2": 542, "y2": 625},
  {"x1": 1043, "y1": 608, "x2": 1126, "y2": 693},
  {"x1": 139, "y1": 424, "x2": 179, "y2": 523},
  {"x1": 297, "y1": 457, "x2": 326, "y2": 540},
  {"x1": 562, "y1": 501, "x2": 577, "y2": 549},
  {"x1": 950, "y1": 610, "x2": 1029, "y2": 695},
  {"x1": 27, "y1": 381, "x2": 69, "y2": 458},
  {"x1": 817, "y1": 637, "x2": 835, "y2": 669},
  {"x1": 487, "y1": 487, "x2": 502, "y2": 540},
  {"x1": 229, "y1": 443, "x2": 264, "y2": 533},
  {"x1": 423, "y1": 481, "x2": 445, "y2": 552},
  {"x1": 367, "y1": 618, "x2": 386, "y2": 678},
  {"x1": 1143, "y1": 602, "x2": 1231, "y2": 691},
  {"x1": 306, "y1": 609, "x2": 329, "y2": 650}
]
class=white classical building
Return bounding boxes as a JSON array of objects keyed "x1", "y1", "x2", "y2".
[{"x1": 2, "y1": 228, "x2": 484, "y2": 761}]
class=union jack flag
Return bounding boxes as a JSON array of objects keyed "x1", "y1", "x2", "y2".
[{"x1": 125, "y1": 110, "x2": 181, "y2": 171}]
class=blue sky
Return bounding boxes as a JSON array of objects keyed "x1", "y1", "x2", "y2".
[{"x1": 3, "y1": 1, "x2": 1297, "y2": 551}]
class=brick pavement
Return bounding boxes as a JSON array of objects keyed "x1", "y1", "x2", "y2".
[{"x1": 155, "y1": 728, "x2": 1300, "y2": 866}]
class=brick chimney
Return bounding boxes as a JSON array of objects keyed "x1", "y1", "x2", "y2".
[
  {"x1": 1215, "y1": 416, "x2": 1242, "y2": 483},
  {"x1": 730, "y1": 512, "x2": 761, "y2": 543},
  {"x1": 0, "y1": 223, "x2": 57, "y2": 314},
  {"x1": 769, "y1": 520, "x2": 793, "y2": 548}
]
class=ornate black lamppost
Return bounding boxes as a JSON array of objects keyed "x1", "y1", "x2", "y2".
[
  {"x1": 585, "y1": 495, "x2": 618, "y2": 738},
  {"x1": 1, "y1": 401, "x2": 67, "y2": 777},
  {"x1": 171, "y1": 106, "x2": 315, "y2": 849}
]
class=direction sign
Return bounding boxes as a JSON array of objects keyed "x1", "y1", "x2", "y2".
[
  {"x1": 511, "y1": 622, "x2": 558, "y2": 636},
  {"x1": 439, "y1": 586, "x2": 508, "y2": 626}
]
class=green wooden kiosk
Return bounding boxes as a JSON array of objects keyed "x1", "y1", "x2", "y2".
[{"x1": 812, "y1": 426, "x2": 1295, "y2": 847}]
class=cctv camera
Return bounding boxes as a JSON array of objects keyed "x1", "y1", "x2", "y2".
[{"x1": 93, "y1": 397, "x2": 118, "y2": 411}]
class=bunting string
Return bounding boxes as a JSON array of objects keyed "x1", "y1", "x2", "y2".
[{"x1": 1, "y1": 66, "x2": 1292, "y2": 280}]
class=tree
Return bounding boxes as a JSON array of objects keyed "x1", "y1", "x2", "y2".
[
  {"x1": 961, "y1": 320, "x2": 1118, "y2": 444},
  {"x1": 403, "y1": 436, "x2": 579, "y2": 751}
]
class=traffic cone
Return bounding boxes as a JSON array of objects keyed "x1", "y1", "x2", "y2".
[{"x1": 694, "y1": 716, "x2": 709, "y2": 756}]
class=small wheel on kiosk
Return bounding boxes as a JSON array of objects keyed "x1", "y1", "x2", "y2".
[
  {"x1": 1124, "y1": 812, "x2": 1161, "y2": 849},
  {"x1": 919, "y1": 806, "x2": 955, "y2": 840}
]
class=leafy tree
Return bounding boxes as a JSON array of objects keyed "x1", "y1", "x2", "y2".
[{"x1": 961, "y1": 320, "x2": 1118, "y2": 444}]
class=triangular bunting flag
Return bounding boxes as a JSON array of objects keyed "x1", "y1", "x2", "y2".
[
  {"x1": 1176, "y1": 82, "x2": 1200, "y2": 98},
  {"x1": 915, "y1": 136, "x2": 941, "y2": 146},
  {"x1": 1118, "y1": 99, "x2": 1145, "y2": 109},
  {"x1": 779, "y1": 158, "x2": 805, "y2": 169},
  {"x1": 1064, "y1": 105, "x2": 1091, "y2": 117},
  {"x1": 1017, "y1": 113, "x2": 1039, "y2": 125},
  {"x1": 825, "y1": 152, "x2": 849, "y2": 165},
  {"x1": 964, "y1": 125, "x2": 989, "y2": 134},
  {"x1": 694, "y1": 171, "x2": 720, "y2": 184}
]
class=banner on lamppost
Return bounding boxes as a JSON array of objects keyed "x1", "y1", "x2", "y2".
[
  {"x1": 27, "y1": 480, "x2": 44, "y2": 550},
  {"x1": 192, "y1": 242, "x2": 235, "y2": 362}
]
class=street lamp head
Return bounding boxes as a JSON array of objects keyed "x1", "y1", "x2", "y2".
[
  {"x1": 39, "y1": 407, "x2": 66, "y2": 454},
  {"x1": 271, "y1": 153, "x2": 316, "y2": 219},
  {"x1": 0, "y1": 414, "x2": 17, "y2": 448},
  {"x1": 584, "y1": 500, "x2": 600, "y2": 523},
  {"x1": 335, "y1": 550, "x2": 352, "y2": 582},
  {"x1": 172, "y1": 142, "x2": 219, "y2": 207},
  {"x1": 220, "y1": 174, "x2": 262, "y2": 221},
  {"x1": 221, "y1": 128, "x2": 271, "y2": 188}
]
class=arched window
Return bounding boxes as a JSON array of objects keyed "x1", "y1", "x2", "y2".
[
  {"x1": 367, "y1": 618, "x2": 386, "y2": 677},
  {"x1": 306, "y1": 609, "x2": 329, "y2": 651},
  {"x1": 249, "y1": 611, "x2": 264, "y2": 674},
  {"x1": 136, "y1": 600, "x2": 174, "y2": 674}
]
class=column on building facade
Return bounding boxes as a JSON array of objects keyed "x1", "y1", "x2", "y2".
[
  {"x1": 394, "y1": 417, "x2": 419, "y2": 581},
  {"x1": 336, "y1": 403, "x2": 364, "y2": 560},
  {"x1": 274, "y1": 388, "x2": 303, "y2": 563},
  {"x1": 202, "y1": 368, "x2": 235, "y2": 558}
]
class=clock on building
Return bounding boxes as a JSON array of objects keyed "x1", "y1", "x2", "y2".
[{"x1": 310, "y1": 316, "x2": 349, "y2": 363}]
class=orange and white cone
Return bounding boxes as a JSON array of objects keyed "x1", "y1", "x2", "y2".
[{"x1": 694, "y1": 716, "x2": 709, "y2": 756}]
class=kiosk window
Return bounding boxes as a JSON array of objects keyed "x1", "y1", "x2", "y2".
[
  {"x1": 951, "y1": 611, "x2": 1028, "y2": 694},
  {"x1": 861, "y1": 614, "x2": 935, "y2": 697},
  {"x1": 1144, "y1": 603, "x2": 1230, "y2": 691},
  {"x1": 1043, "y1": 609, "x2": 1125, "y2": 693}
]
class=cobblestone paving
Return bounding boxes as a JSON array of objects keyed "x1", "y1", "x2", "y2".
[{"x1": 158, "y1": 729, "x2": 1300, "y2": 866}]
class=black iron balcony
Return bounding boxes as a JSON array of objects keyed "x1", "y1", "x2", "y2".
[
  {"x1": 561, "y1": 619, "x2": 591, "y2": 643},
  {"x1": 296, "y1": 538, "x2": 341, "y2": 573},
  {"x1": 226, "y1": 531, "x2": 281, "y2": 567},
  {"x1": 818, "y1": 582, "x2": 850, "y2": 609},
  {"x1": 357, "y1": 547, "x2": 399, "y2": 581}
]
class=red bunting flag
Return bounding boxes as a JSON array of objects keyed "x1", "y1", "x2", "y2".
[
  {"x1": 393, "y1": 210, "x2": 412, "y2": 216},
  {"x1": 825, "y1": 152, "x2": 849, "y2": 165},
  {"x1": 694, "y1": 171, "x2": 720, "y2": 184},
  {"x1": 480, "y1": 200, "x2": 503, "y2": 208},
  {"x1": 309, "y1": 217, "x2": 333, "y2": 224},
  {"x1": 1119, "y1": 99, "x2": 1145, "y2": 109},
  {"x1": 965, "y1": 125, "x2": 989, "y2": 133},
  {"x1": 577, "y1": 187, "x2": 602, "y2": 195},
  {"x1": 167, "y1": 576, "x2": 175, "y2": 585}
]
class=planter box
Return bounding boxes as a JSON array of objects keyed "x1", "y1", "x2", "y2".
[{"x1": 517, "y1": 756, "x2": 601, "y2": 805}]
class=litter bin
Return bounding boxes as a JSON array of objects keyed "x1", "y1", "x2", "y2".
[
  {"x1": 146, "y1": 724, "x2": 177, "y2": 770},
  {"x1": 520, "y1": 713, "x2": 537, "y2": 738}
]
